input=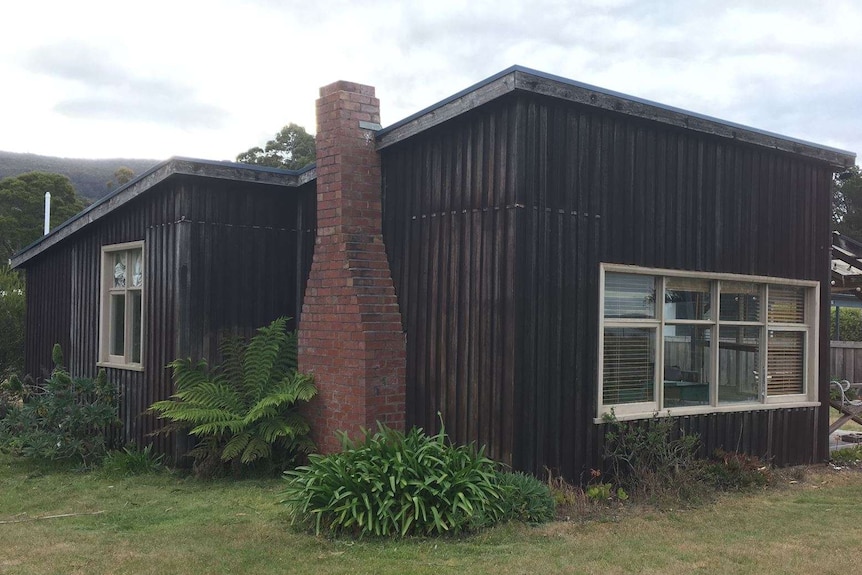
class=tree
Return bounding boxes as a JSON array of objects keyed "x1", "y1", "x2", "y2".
[
  {"x1": 833, "y1": 165, "x2": 862, "y2": 239},
  {"x1": 0, "y1": 172, "x2": 87, "y2": 263},
  {"x1": 0, "y1": 265, "x2": 24, "y2": 380},
  {"x1": 106, "y1": 166, "x2": 135, "y2": 190},
  {"x1": 236, "y1": 123, "x2": 316, "y2": 171}
]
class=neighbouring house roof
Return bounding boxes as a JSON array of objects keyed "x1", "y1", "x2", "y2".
[
  {"x1": 376, "y1": 65, "x2": 857, "y2": 170},
  {"x1": 10, "y1": 157, "x2": 315, "y2": 268}
]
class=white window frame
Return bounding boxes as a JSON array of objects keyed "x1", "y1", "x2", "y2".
[
  {"x1": 597, "y1": 263, "x2": 819, "y2": 421},
  {"x1": 98, "y1": 241, "x2": 145, "y2": 371}
]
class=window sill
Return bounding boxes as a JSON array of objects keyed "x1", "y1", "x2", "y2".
[
  {"x1": 97, "y1": 361, "x2": 144, "y2": 372},
  {"x1": 594, "y1": 401, "x2": 821, "y2": 423}
]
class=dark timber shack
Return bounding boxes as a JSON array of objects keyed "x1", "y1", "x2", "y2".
[{"x1": 11, "y1": 66, "x2": 857, "y2": 479}]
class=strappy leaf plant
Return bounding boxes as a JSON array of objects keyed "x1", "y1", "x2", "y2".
[{"x1": 149, "y1": 317, "x2": 316, "y2": 476}]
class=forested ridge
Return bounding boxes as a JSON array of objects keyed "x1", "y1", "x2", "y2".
[{"x1": 0, "y1": 150, "x2": 159, "y2": 200}]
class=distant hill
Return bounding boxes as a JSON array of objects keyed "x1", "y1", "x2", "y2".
[{"x1": 0, "y1": 151, "x2": 161, "y2": 201}]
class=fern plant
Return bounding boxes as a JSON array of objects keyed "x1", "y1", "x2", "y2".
[{"x1": 149, "y1": 318, "x2": 316, "y2": 475}]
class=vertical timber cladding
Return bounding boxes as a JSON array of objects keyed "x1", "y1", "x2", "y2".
[
  {"x1": 23, "y1": 246, "x2": 72, "y2": 381},
  {"x1": 181, "y1": 176, "x2": 317, "y2": 363},
  {"x1": 383, "y1": 90, "x2": 834, "y2": 479},
  {"x1": 382, "y1": 97, "x2": 519, "y2": 465}
]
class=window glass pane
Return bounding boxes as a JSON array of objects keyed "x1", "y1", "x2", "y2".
[
  {"x1": 130, "y1": 290, "x2": 142, "y2": 363},
  {"x1": 113, "y1": 252, "x2": 127, "y2": 288},
  {"x1": 604, "y1": 273, "x2": 655, "y2": 319},
  {"x1": 131, "y1": 249, "x2": 143, "y2": 288},
  {"x1": 767, "y1": 331, "x2": 804, "y2": 395},
  {"x1": 603, "y1": 327, "x2": 656, "y2": 404},
  {"x1": 719, "y1": 281, "x2": 761, "y2": 322},
  {"x1": 768, "y1": 286, "x2": 804, "y2": 324},
  {"x1": 665, "y1": 277, "x2": 711, "y2": 321},
  {"x1": 718, "y1": 326, "x2": 760, "y2": 404},
  {"x1": 110, "y1": 294, "x2": 125, "y2": 356},
  {"x1": 663, "y1": 325, "x2": 710, "y2": 407}
]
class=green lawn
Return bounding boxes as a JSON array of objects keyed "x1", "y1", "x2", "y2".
[{"x1": 1, "y1": 454, "x2": 860, "y2": 575}]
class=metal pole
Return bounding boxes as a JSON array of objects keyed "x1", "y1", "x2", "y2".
[{"x1": 43, "y1": 192, "x2": 51, "y2": 235}]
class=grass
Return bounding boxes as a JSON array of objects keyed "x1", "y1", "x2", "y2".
[{"x1": 1, "y1": 454, "x2": 861, "y2": 575}]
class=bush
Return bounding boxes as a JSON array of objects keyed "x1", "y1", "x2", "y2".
[
  {"x1": 695, "y1": 450, "x2": 771, "y2": 490},
  {"x1": 830, "y1": 307, "x2": 862, "y2": 341},
  {"x1": 495, "y1": 471, "x2": 556, "y2": 524},
  {"x1": 0, "y1": 265, "x2": 25, "y2": 381},
  {"x1": 282, "y1": 424, "x2": 505, "y2": 537},
  {"x1": 0, "y1": 345, "x2": 119, "y2": 466},
  {"x1": 100, "y1": 444, "x2": 165, "y2": 477},
  {"x1": 831, "y1": 445, "x2": 862, "y2": 467},
  {"x1": 149, "y1": 318, "x2": 316, "y2": 478},
  {"x1": 603, "y1": 412, "x2": 701, "y2": 498}
]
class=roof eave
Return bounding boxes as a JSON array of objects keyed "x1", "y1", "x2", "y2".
[
  {"x1": 376, "y1": 66, "x2": 856, "y2": 170},
  {"x1": 10, "y1": 157, "x2": 316, "y2": 268}
]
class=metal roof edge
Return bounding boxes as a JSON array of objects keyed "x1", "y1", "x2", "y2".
[
  {"x1": 377, "y1": 65, "x2": 856, "y2": 168},
  {"x1": 10, "y1": 157, "x2": 315, "y2": 268}
]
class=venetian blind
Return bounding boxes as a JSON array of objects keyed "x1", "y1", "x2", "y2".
[
  {"x1": 603, "y1": 327, "x2": 655, "y2": 404},
  {"x1": 768, "y1": 286, "x2": 805, "y2": 324},
  {"x1": 767, "y1": 331, "x2": 804, "y2": 395}
]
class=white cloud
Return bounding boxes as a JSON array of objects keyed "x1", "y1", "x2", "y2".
[{"x1": 0, "y1": 0, "x2": 857, "y2": 161}]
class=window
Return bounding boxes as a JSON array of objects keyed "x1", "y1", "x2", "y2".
[
  {"x1": 99, "y1": 242, "x2": 144, "y2": 369},
  {"x1": 598, "y1": 264, "x2": 818, "y2": 419}
]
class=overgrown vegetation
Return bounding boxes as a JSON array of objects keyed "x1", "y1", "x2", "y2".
[
  {"x1": 0, "y1": 344, "x2": 118, "y2": 466},
  {"x1": 0, "y1": 265, "x2": 24, "y2": 381},
  {"x1": 602, "y1": 412, "x2": 772, "y2": 502},
  {"x1": 149, "y1": 317, "x2": 316, "y2": 477},
  {"x1": 283, "y1": 423, "x2": 553, "y2": 537},
  {"x1": 831, "y1": 445, "x2": 862, "y2": 467},
  {"x1": 100, "y1": 444, "x2": 165, "y2": 477}
]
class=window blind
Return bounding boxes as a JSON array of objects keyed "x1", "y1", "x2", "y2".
[
  {"x1": 767, "y1": 331, "x2": 804, "y2": 395},
  {"x1": 603, "y1": 327, "x2": 655, "y2": 404}
]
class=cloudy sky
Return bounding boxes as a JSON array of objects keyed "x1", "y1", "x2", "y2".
[{"x1": 0, "y1": 0, "x2": 859, "y2": 164}]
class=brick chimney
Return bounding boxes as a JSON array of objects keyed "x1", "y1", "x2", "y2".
[{"x1": 298, "y1": 81, "x2": 407, "y2": 453}]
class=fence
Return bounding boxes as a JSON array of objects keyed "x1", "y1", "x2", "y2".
[{"x1": 830, "y1": 341, "x2": 862, "y2": 383}]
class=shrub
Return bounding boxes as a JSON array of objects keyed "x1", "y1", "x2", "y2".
[
  {"x1": 282, "y1": 424, "x2": 505, "y2": 537},
  {"x1": 0, "y1": 345, "x2": 118, "y2": 466},
  {"x1": 149, "y1": 318, "x2": 316, "y2": 477},
  {"x1": 495, "y1": 471, "x2": 556, "y2": 524},
  {"x1": 101, "y1": 444, "x2": 165, "y2": 477},
  {"x1": 603, "y1": 412, "x2": 701, "y2": 498},
  {"x1": 695, "y1": 449, "x2": 771, "y2": 490},
  {"x1": 831, "y1": 445, "x2": 862, "y2": 467},
  {"x1": 0, "y1": 265, "x2": 25, "y2": 381}
]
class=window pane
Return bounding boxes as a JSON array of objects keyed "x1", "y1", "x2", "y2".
[
  {"x1": 603, "y1": 327, "x2": 656, "y2": 404},
  {"x1": 719, "y1": 281, "x2": 761, "y2": 322},
  {"x1": 665, "y1": 278, "x2": 711, "y2": 321},
  {"x1": 663, "y1": 325, "x2": 710, "y2": 407},
  {"x1": 604, "y1": 273, "x2": 655, "y2": 319},
  {"x1": 767, "y1": 331, "x2": 804, "y2": 395},
  {"x1": 718, "y1": 326, "x2": 760, "y2": 404},
  {"x1": 113, "y1": 252, "x2": 127, "y2": 288},
  {"x1": 131, "y1": 249, "x2": 143, "y2": 288},
  {"x1": 130, "y1": 290, "x2": 143, "y2": 363},
  {"x1": 110, "y1": 294, "x2": 125, "y2": 356},
  {"x1": 768, "y1": 286, "x2": 804, "y2": 324}
]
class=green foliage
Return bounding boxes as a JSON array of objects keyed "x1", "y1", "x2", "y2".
[
  {"x1": 282, "y1": 423, "x2": 506, "y2": 537},
  {"x1": 105, "y1": 166, "x2": 135, "y2": 190},
  {"x1": 100, "y1": 444, "x2": 164, "y2": 477},
  {"x1": 0, "y1": 349, "x2": 118, "y2": 466},
  {"x1": 830, "y1": 307, "x2": 862, "y2": 341},
  {"x1": 833, "y1": 165, "x2": 862, "y2": 239},
  {"x1": 149, "y1": 317, "x2": 316, "y2": 477},
  {"x1": 603, "y1": 412, "x2": 701, "y2": 497},
  {"x1": 495, "y1": 471, "x2": 556, "y2": 524},
  {"x1": 0, "y1": 265, "x2": 25, "y2": 380},
  {"x1": 236, "y1": 123, "x2": 316, "y2": 170},
  {"x1": 695, "y1": 450, "x2": 771, "y2": 490},
  {"x1": 0, "y1": 150, "x2": 157, "y2": 201},
  {"x1": 830, "y1": 445, "x2": 862, "y2": 467},
  {"x1": 0, "y1": 171, "x2": 87, "y2": 261}
]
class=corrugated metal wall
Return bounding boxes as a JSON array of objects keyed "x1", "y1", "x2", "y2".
[
  {"x1": 22, "y1": 176, "x2": 316, "y2": 455},
  {"x1": 382, "y1": 92, "x2": 834, "y2": 479}
]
